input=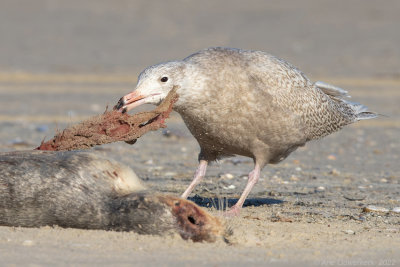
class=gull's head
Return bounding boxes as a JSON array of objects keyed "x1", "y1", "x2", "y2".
[{"x1": 117, "y1": 61, "x2": 186, "y2": 112}]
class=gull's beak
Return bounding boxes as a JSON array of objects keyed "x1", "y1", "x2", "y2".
[{"x1": 115, "y1": 90, "x2": 147, "y2": 113}]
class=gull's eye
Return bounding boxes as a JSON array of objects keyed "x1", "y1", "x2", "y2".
[{"x1": 160, "y1": 77, "x2": 168, "y2": 82}]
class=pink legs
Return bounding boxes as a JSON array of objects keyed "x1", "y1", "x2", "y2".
[
  {"x1": 181, "y1": 160, "x2": 208, "y2": 199},
  {"x1": 227, "y1": 163, "x2": 261, "y2": 216},
  {"x1": 181, "y1": 160, "x2": 262, "y2": 216}
]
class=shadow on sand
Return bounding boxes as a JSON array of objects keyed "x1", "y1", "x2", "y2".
[{"x1": 188, "y1": 195, "x2": 283, "y2": 210}]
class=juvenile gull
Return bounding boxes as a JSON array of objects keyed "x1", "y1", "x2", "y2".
[{"x1": 117, "y1": 47, "x2": 377, "y2": 215}]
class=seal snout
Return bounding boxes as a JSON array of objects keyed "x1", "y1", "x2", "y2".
[{"x1": 159, "y1": 196, "x2": 227, "y2": 243}]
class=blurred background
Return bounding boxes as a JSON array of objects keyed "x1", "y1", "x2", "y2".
[{"x1": 1, "y1": 0, "x2": 399, "y2": 77}]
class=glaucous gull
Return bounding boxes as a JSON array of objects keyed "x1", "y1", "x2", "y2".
[{"x1": 117, "y1": 47, "x2": 376, "y2": 215}]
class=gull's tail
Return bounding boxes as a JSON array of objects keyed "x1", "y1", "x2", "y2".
[{"x1": 315, "y1": 81, "x2": 378, "y2": 122}]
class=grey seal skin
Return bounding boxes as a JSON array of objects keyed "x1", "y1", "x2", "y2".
[
  {"x1": 0, "y1": 151, "x2": 225, "y2": 242},
  {"x1": 117, "y1": 47, "x2": 377, "y2": 215}
]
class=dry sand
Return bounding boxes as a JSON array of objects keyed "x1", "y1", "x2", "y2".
[
  {"x1": 0, "y1": 0, "x2": 399, "y2": 266},
  {"x1": 0, "y1": 85, "x2": 398, "y2": 266}
]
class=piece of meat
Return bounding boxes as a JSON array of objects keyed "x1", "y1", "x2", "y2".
[{"x1": 36, "y1": 87, "x2": 178, "y2": 151}]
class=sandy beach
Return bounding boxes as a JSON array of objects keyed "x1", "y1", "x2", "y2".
[{"x1": 0, "y1": 1, "x2": 399, "y2": 266}]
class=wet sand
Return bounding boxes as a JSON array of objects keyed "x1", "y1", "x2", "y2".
[{"x1": 0, "y1": 0, "x2": 399, "y2": 266}]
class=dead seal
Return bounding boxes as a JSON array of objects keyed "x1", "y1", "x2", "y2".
[{"x1": 0, "y1": 150, "x2": 226, "y2": 242}]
